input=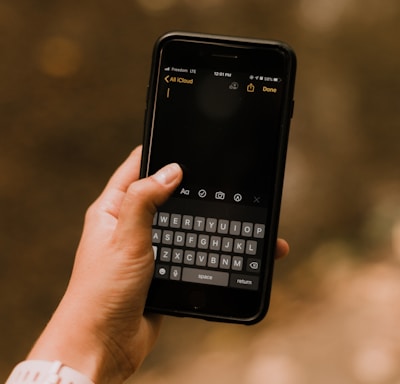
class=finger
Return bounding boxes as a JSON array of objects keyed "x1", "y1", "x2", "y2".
[
  {"x1": 103, "y1": 146, "x2": 143, "y2": 194},
  {"x1": 115, "y1": 163, "x2": 183, "y2": 251},
  {"x1": 275, "y1": 238, "x2": 290, "y2": 259},
  {"x1": 89, "y1": 146, "x2": 143, "y2": 220}
]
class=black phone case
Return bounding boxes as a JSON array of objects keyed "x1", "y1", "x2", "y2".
[{"x1": 140, "y1": 32, "x2": 296, "y2": 324}]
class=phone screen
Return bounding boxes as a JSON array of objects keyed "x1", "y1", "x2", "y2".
[{"x1": 141, "y1": 34, "x2": 296, "y2": 324}]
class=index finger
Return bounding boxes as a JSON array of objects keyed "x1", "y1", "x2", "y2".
[
  {"x1": 103, "y1": 145, "x2": 143, "y2": 194},
  {"x1": 275, "y1": 238, "x2": 289, "y2": 259}
]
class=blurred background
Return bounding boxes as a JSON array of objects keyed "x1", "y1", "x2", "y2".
[{"x1": 1, "y1": 0, "x2": 400, "y2": 383}]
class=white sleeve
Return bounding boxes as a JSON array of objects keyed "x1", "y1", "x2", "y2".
[{"x1": 5, "y1": 360, "x2": 95, "y2": 384}]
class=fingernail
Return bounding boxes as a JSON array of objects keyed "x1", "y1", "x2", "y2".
[{"x1": 152, "y1": 163, "x2": 182, "y2": 185}]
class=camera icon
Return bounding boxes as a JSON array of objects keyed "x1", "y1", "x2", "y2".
[{"x1": 215, "y1": 191, "x2": 226, "y2": 200}]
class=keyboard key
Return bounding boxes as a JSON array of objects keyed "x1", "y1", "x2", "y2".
[
  {"x1": 160, "y1": 247, "x2": 171, "y2": 262},
  {"x1": 184, "y1": 250, "x2": 196, "y2": 265},
  {"x1": 158, "y1": 212, "x2": 169, "y2": 227},
  {"x1": 182, "y1": 267, "x2": 229, "y2": 287},
  {"x1": 247, "y1": 258, "x2": 261, "y2": 272},
  {"x1": 196, "y1": 252, "x2": 207, "y2": 266},
  {"x1": 254, "y1": 224, "x2": 265, "y2": 238},
  {"x1": 174, "y1": 231, "x2": 185, "y2": 246},
  {"x1": 186, "y1": 233, "x2": 197, "y2": 248},
  {"x1": 182, "y1": 215, "x2": 193, "y2": 230},
  {"x1": 198, "y1": 234, "x2": 209, "y2": 249},
  {"x1": 221, "y1": 237, "x2": 233, "y2": 252},
  {"x1": 170, "y1": 214, "x2": 181, "y2": 228},
  {"x1": 234, "y1": 239, "x2": 245, "y2": 254},
  {"x1": 170, "y1": 266, "x2": 181, "y2": 280},
  {"x1": 162, "y1": 230, "x2": 173, "y2": 245},
  {"x1": 230, "y1": 274, "x2": 259, "y2": 290},
  {"x1": 155, "y1": 264, "x2": 169, "y2": 279},
  {"x1": 152, "y1": 229, "x2": 161, "y2": 243},
  {"x1": 229, "y1": 221, "x2": 241, "y2": 236},
  {"x1": 208, "y1": 253, "x2": 219, "y2": 268},
  {"x1": 246, "y1": 240, "x2": 257, "y2": 255},
  {"x1": 172, "y1": 249, "x2": 183, "y2": 263},
  {"x1": 194, "y1": 217, "x2": 205, "y2": 231},
  {"x1": 210, "y1": 236, "x2": 221, "y2": 251},
  {"x1": 232, "y1": 256, "x2": 244, "y2": 271},
  {"x1": 218, "y1": 219, "x2": 229, "y2": 234},
  {"x1": 206, "y1": 218, "x2": 218, "y2": 232},
  {"x1": 242, "y1": 222, "x2": 253, "y2": 237},
  {"x1": 220, "y1": 255, "x2": 231, "y2": 269}
]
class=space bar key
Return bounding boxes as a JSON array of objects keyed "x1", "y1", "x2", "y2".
[{"x1": 182, "y1": 268, "x2": 229, "y2": 287}]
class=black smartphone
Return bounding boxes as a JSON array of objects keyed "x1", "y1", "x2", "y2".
[{"x1": 140, "y1": 32, "x2": 296, "y2": 324}]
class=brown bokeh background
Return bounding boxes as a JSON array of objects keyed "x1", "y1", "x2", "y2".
[{"x1": 1, "y1": 1, "x2": 400, "y2": 383}]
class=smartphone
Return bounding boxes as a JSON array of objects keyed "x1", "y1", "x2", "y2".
[{"x1": 140, "y1": 32, "x2": 296, "y2": 324}]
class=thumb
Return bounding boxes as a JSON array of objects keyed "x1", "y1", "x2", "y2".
[{"x1": 114, "y1": 163, "x2": 183, "y2": 256}]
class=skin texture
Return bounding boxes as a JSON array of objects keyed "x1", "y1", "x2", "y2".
[{"x1": 27, "y1": 146, "x2": 289, "y2": 383}]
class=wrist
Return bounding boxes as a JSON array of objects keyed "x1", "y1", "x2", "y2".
[
  {"x1": 27, "y1": 298, "x2": 128, "y2": 384},
  {"x1": 6, "y1": 360, "x2": 94, "y2": 384}
]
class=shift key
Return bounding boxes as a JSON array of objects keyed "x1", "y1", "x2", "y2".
[{"x1": 182, "y1": 267, "x2": 229, "y2": 287}]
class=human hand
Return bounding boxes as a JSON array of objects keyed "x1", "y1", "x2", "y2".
[{"x1": 27, "y1": 146, "x2": 289, "y2": 384}]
